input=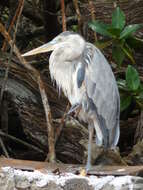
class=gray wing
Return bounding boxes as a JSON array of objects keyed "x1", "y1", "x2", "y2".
[
  {"x1": 82, "y1": 42, "x2": 120, "y2": 147},
  {"x1": 77, "y1": 66, "x2": 85, "y2": 88}
]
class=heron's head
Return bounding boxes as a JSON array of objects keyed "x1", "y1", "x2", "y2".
[{"x1": 22, "y1": 31, "x2": 85, "y2": 57}]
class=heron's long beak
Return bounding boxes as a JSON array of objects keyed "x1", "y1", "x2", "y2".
[{"x1": 22, "y1": 41, "x2": 56, "y2": 57}]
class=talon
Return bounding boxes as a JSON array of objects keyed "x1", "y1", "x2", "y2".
[
  {"x1": 79, "y1": 168, "x2": 87, "y2": 176},
  {"x1": 67, "y1": 104, "x2": 80, "y2": 115}
]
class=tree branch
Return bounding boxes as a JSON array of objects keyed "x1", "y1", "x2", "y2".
[
  {"x1": 0, "y1": 21, "x2": 55, "y2": 163},
  {"x1": 61, "y1": 0, "x2": 67, "y2": 31}
]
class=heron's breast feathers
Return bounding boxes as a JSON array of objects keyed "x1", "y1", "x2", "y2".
[{"x1": 49, "y1": 56, "x2": 88, "y2": 106}]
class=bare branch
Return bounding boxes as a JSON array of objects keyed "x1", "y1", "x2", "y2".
[
  {"x1": 0, "y1": 138, "x2": 9, "y2": 158},
  {"x1": 88, "y1": 0, "x2": 97, "y2": 41},
  {"x1": 0, "y1": 130, "x2": 44, "y2": 153},
  {"x1": 61, "y1": 0, "x2": 67, "y2": 31},
  {"x1": 0, "y1": 0, "x2": 25, "y2": 157},
  {"x1": 38, "y1": 76, "x2": 56, "y2": 162},
  {"x1": 2, "y1": 0, "x2": 24, "y2": 51},
  {"x1": 0, "y1": 0, "x2": 24, "y2": 103},
  {"x1": 0, "y1": 21, "x2": 55, "y2": 163},
  {"x1": 73, "y1": 0, "x2": 82, "y2": 34},
  {"x1": 55, "y1": 103, "x2": 70, "y2": 144}
]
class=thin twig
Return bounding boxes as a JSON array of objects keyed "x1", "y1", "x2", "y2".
[
  {"x1": 0, "y1": 1, "x2": 24, "y2": 158},
  {"x1": 0, "y1": 0, "x2": 24, "y2": 104},
  {"x1": 61, "y1": 0, "x2": 67, "y2": 31},
  {"x1": 0, "y1": 135, "x2": 9, "y2": 158},
  {"x1": 88, "y1": 0, "x2": 97, "y2": 41},
  {"x1": 73, "y1": 0, "x2": 82, "y2": 34},
  {"x1": 0, "y1": 98, "x2": 9, "y2": 158},
  {"x1": 55, "y1": 103, "x2": 70, "y2": 144},
  {"x1": 2, "y1": 0, "x2": 24, "y2": 52},
  {"x1": 38, "y1": 76, "x2": 55, "y2": 162},
  {"x1": 0, "y1": 0, "x2": 24, "y2": 158},
  {"x1": 0, "y1": 21, "x2": 55, "y2": 163},
  {"x1": 0, "y1": 130, "x2": 44, "y2": 153}
]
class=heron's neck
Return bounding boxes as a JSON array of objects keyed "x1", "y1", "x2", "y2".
[{"x1": 49, "y1": 35, "x2": 85, "y2": 99}]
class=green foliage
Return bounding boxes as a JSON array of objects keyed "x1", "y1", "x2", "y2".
[
  {"x1": 88, "y1": 7, "x2": 143, "y2": 66},
  {"x1": 112, "y1": 46, "x2": 125, "y2": 66},
  {"x1": 88, "y1": 7, "x2": 143, "y2": 115},
  {"x1": 126, "y1": 65, "x2": 140, "y2": 91},
  {"x1": 111, "y1": 7, "x2": 125, "y2": 30},
  {"x1": 120, "y1": 95, "x2": 132, "y2": 112},
  {"x1": 118, "y1": 65, "x2": 143, "y2": 112},
  {"x1": 88, "y1": 21, "x2": 111, "y2": 37},
  {"x1": 120, "y1": 24, "x2": 143, "y2": 39},
  {"x1": 71, "y1": 25, "x2": 78, "y2": 32}
]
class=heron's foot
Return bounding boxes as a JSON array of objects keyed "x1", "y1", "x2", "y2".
[
  {"x1": 67, "y1": 104, "x2": 80, "y2": 115},
  {"x1": 85, "y1": 161, "x2": 92, "y2": 172},
  {"x1": 79, "y1": 168, "x2": 87, "y2": 176}
]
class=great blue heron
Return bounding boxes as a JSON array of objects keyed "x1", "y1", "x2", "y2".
[{"x1": 22, "y1": 31, "x2": 120, "y2": 170}]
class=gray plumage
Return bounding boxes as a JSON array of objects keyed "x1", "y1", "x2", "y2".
[{"x1": 22, "y1": 31, "x2": 120, "y2": 170}]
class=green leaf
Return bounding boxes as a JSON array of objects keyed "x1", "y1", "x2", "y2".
[
  {"x1": 112, "y1": 46, "x2": 125, "y2": 66},
  {"x1": 71, "y1": 25, "x2": 78, "y2": 32},
  {"x1": 107, "y1": 28, "x2": 121, "y2": 37},
  {"x1": 95, "y1": 39, "x2": 113, "y2": 49},
  {"x1": 121, "y1": 44, "x2": 135, "y2": 64},
  {"x1": 120, "y1": 95, "x2": 132, "y2": 112},
  {"x1": 88, "y1": 21, "x2": 111, "y2": 37},
  {"x1": 120, "y1": 24, "x2": 143, "y2": 39},
  {"x1": 112, "y1": 7, "x2": 125, "y2": 30},
  {"x1": 126, "y1": 65, "x2": 140, "y2": 91}
]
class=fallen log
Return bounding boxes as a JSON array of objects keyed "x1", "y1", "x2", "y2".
[
  {"x1": 0, "y1": 158, "x2": 143, "y2": 176},
  {"x1": 0, "y1": 158, "x2": 143, "y2": 190}
]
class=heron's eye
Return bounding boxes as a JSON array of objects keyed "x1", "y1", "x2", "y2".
[{"x1": 58, "y1": 37, "x2": 62, "y2": 42}]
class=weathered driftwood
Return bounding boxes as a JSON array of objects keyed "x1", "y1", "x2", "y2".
[
  {"x1": 124, "y1": 140, "x2": 143, "y2": 166},
  {"x1": 0, "y1": 158, "x2": 142, "y2": 176}
]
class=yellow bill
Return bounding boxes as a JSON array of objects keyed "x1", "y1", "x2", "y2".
[{"x1": 22, "y1": 41, "x2": 56, "y2": 57}]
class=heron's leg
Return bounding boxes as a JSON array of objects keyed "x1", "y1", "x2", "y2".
[
  {"x1": 67, "y1": 103, "x2": 80, "y2": 115},
  {"x1": 86, "y1": 124, "x2": 94, "y2": 171},
  {"x1": 93, "y1": 119, "x2": 103, "y2": 146}
]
